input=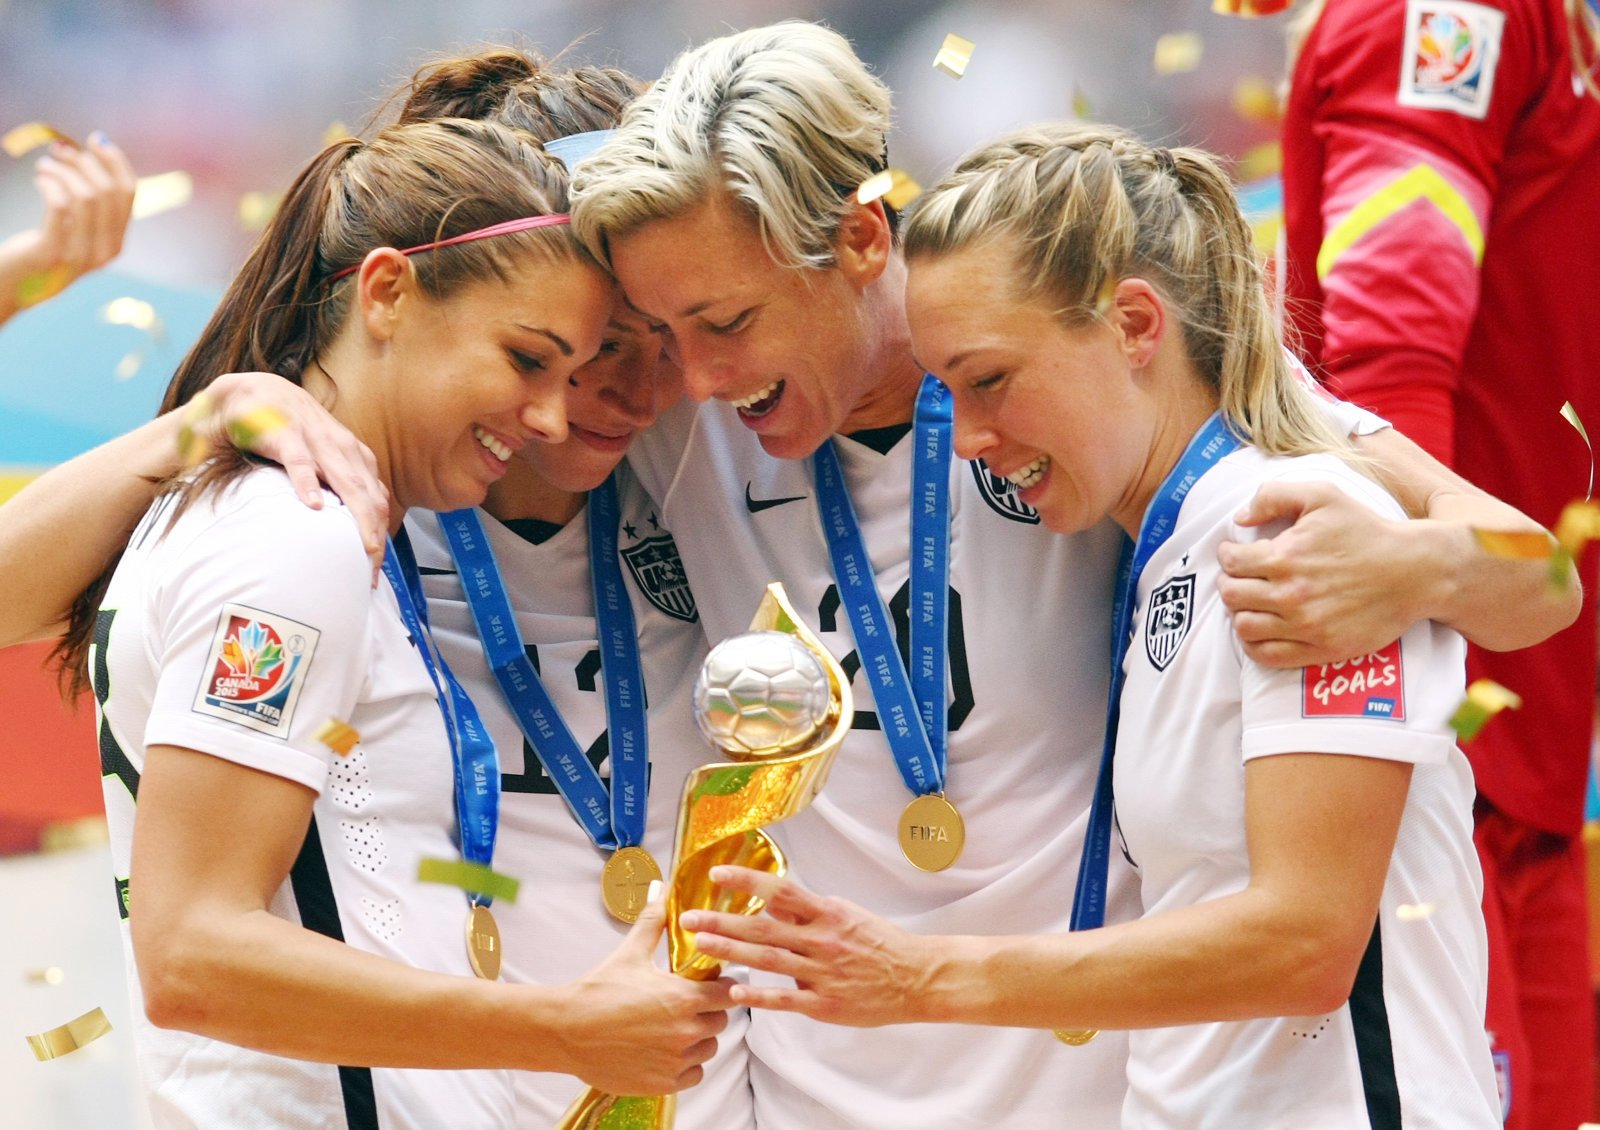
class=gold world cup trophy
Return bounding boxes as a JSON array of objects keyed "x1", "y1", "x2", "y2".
[{"x1": 559, "y1": 582, "x2": 854, "y2": 1130}]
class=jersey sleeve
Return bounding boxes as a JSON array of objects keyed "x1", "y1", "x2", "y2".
[
  {"x1": 142, "y1": 482, "x2": 374, "y2": 793},
  {"x1": 1234, "y1": 465, "x2": 1466, "y2": 765},
  {"x1": 1297, "y1": 0, "x2": 1546, "y2": 465}
]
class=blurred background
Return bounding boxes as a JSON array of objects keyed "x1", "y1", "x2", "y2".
[{"x1": 0, "y1": 2, "x2": 1572, "y2": 1127}]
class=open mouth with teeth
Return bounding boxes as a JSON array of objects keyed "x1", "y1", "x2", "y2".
[
  {"x1": 473, "y1": 424, "x2": 513, "y2": 462},
  {"x1": 1005, "y1": 455, "x2": 1049, "y2": 490},
  {"x1": 731, "y1": 379, "x2": 784, "y2": 419}
]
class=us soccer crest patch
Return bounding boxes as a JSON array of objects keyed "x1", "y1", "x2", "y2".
[
  {"x1": 1144, "y1": 574, "x2": 1195, "y2": 671},
  {"x1": 1303, "y1": 643, "x2": 1406, "y2": 721},
  {"x1": 621, "y1": 534, "x2": 698, "y2": 623},
  {"x1": 192, "y1": 603, "x2": 319, "y2": 736},
  {"x1": 1398, "y1": 0, "x2": 1505, "y2": 120}
]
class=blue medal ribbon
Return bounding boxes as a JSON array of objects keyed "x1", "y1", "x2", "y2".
[
  {"x1": 383, "y1": 533, "x2": 502, "y2": 906},
  {"x1": 811, "y1": 374, "x2": 951, "y2": 796},
  {"x1": 1069, "y1": 411, "x2": 1242, "y2": 931},
  {"x1": 436, "y1": 471, "x2": 648, "y2": 853}
]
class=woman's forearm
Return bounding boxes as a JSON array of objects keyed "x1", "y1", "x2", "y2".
[{"x1": 0, "y1": 411, "x2": 181, "y2": 646}]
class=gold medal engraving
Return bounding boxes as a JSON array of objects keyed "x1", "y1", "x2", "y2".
[
  {"x1": 1054, "y1": 1028, "x2": 1099, "y2": 1046},
  {"x1": 898, "y1": 793, "x2": 965, "y2": 872},
  {"x1": 601, "y1": 846, "x2": 663, "y2": 924},
  {"x1": 466, "y1": 904, "x2": 502, "y2": 980}
]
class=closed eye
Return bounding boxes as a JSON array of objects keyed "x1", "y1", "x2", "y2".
[
  {"x1": 971, "y1": 372, "x2": 1006, "y2": 392},
  {"x1": 508, "y1": 348, "x2": 547, "y2": 373},
  {"x1": 706, "y1": 309, "x2": 753, "y2": 335}
]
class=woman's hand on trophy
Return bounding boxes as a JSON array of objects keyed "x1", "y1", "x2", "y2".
[
  {"x1": 681, "y1": 866, "x2": 936, "y2": 1028},
  {"x1": 554, "y1": 890, "x2": 738, "y2": 1095}
]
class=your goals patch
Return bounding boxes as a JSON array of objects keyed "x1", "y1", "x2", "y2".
[
  {"x1": 1397, "y1": 0, "x2": 1505, "y2": 120},
  {"x1": 1303, "y1": 642, "x2": 1406, "y2": 721},
  {"x1": 192, "y1": 603, "x2": 319, "y2": 737}
]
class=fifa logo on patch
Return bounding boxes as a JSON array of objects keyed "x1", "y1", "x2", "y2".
[
  {"x1": 1302, "y1": 643, "x2": 1406, "y2": 721},
  {"x1": 193, "y1": 603, "x2": 319, "y2": 737},
  {"x1": 621, "y1": 534, "x2": 698, "y2": 623},
  {"x1": 970, "y1": 461, "x2": 1039, "y2": 524},
  {"x1": 1144, "y1": 574, "x2": 1195, "y2": 671},
  {"x1": 1398, "y1": 0, "x2": 1505, "y2": 120}
]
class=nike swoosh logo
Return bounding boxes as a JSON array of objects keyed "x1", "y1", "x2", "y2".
[{"x1": 745, "y1": 483, "x2": 808, "y2": 513}]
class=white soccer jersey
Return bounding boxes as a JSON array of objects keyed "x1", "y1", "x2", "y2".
[
  {"x1": 628, "y1": 399, "x2": 1135, "y2": 1129},
  {"x1": 406, "y1": 462, "x2": 754, "y2": 1129},
  {"x1": 1115, "y1": 448, "x2": 1500, "y2": 1129},
  {"x1": 95, "y1": 468, "x2": 515, "y2": 1130}
]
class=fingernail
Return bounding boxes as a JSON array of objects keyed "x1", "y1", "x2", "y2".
[
  {"x1": 89, "y1": 131, "x2": 109, "y2": 147},
  {"x1": 646, "y1": 879, "x2": 662, "y2": 904},
  {"x1": 306, "y1": 488, "x2": 323, "y2": 507},
  {"x1": 709, "y1": 867, "x2": 729, "y2": 883}
]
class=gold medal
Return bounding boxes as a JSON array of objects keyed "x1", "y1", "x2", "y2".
[
  {"x1": 898, "y1": 793, "x2": 965, "y2": 872},
  {"x1": 1054, "y1": 1028, "x2": 1099, "y2": 1046},
  {"x1": 465, "y1": 904, "x2": 502, "y2": 980},
  {"x1": 601, "y1": 845, "x2": 663, "y2": 924}
]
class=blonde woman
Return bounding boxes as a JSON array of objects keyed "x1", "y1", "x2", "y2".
[{"x1": 685, "y1": 124, "x2": 1502, "y2": 1128}]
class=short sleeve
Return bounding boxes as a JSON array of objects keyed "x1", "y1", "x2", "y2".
[
  {"x1": 1235, "y1": 467, "x2": 1466, "y2": 765},
  {"x1": 143, "y1": 481, "x2": 374, "y2": 794}
]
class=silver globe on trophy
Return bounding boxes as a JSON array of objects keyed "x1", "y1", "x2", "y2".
[{"x1": 559, "y1": 583, "x2": 854, "y2": 1130}]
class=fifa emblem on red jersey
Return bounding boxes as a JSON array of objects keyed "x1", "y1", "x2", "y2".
[
  {"x1": 970, "y1": 461, "x2": 1039, "y2": 524},
  {"x1": 192, "y1": 603, "x2": 319, "y2": 736},
  {"x1": 1144, "y1": 574, "x2": 1195, "y2": 671},
  {"x1": 621, "y1": 534, "x2": 699, "y2": 623},
  {"x1": 1398, "y1": 0, "x2": 1505, "y2": 120}
]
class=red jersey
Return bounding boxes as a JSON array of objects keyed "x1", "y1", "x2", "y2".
[{"x1": 1283, "y1": 0, "x2": 1600, "y2": 835}]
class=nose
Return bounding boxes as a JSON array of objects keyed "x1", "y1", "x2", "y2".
[
  {"x1": 674, "y1": 337, "x2": 727, "y2": 404},
  {"x1": 951, "y1": 401, "x2": 995, "y2": 463},
  {"x1": 598, "y1": 356, "x2": 661, "y2": 430},
  {"x1": 519, "y1": 375, "x2": 570, "y2": 445}
]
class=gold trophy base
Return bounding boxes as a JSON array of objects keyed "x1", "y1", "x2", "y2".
[{"x1": 560, "y1": 1091, "x2": 677, "y2": 1130}]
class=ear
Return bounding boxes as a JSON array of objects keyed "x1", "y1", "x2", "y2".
[
  {"x1": 354, "y1": 248, "x2": 417, "y2": 342},
  {"x1": 1107, "y1": 277, "x2": 1167, "y2": 368},
  {"x1": 833, "y1": 199, "x2": 893, "y2": 288}
]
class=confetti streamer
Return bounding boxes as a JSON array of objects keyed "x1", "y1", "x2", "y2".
[
  {"x1": 313, "y1": 718, "x2": 361, "y2": 757},
  {"x1": 226, "y1": 405, "x2": 289, "y2": 451},
  {"x1": 1471, "y1": 528, "x2": 1555, "y2": 560},
  {"x1": 856, "y1": 169, "x2": 922, "y2": 211},
  {"x1": 177, "y1": 389, "x2": 218, "y2": 468},
  {"x1": 1153, "y1": 32, "x2": 1205, "y2": 75},
  {"x1": 1071, "y1": 84, "x2": 1094, "y2": 120},
  {"x1": 16, "y1": 265, "x2": 73, "y2": 309},
  {"x1": 3, "y1": 121, "x2": 75, "y2": 158},
  {"x1": 239, "y1": 191, "x2": 282, "y2": 231},
  {"x1": 1239, "y1": 141, "x2": 1283, "y2": 181},
  {"x1": 1232, "y1": 76, "x2": 1281, "y2": 123},
  {"x1": 933, "y1": 33, "x2": 975, "y2": 78},
  {"x1": 322, "y1": 120, "x2": 352, "y2": 147},
  {"x1": 1561, "y1": 400, "x2": 1593, "y2": 499},
  {"x1": 131, "y1": 171, "x2": 194, "y2": 220},
  {"x1": 1211, "y1": 0, "x2": 1295, "y2": 15},
  {"x1": 25, "y1": 967, "x2": 65, "y2": 986},
  {"x1": 1395, "y1": 902, "x2": 1437, "y2": 921},
  {"x1": 1448, "y1": 679, "x2": 1522, "y2": 742},
  {"x1": 417, "y1": 858, "x2": 521, "y2": 904},
  {"x1": 100, "y1": 297, "x2": 167, "y2": 382},
  {"x1": 26, "y1": 1006, "x2": 112, "y2": 1061}
]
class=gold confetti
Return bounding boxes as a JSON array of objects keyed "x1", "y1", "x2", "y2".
[
  {"x1": 3, "y1": 121, "x2": 75, "y2": 158},
  {"x1": 1395, "y1": 902, "x2": 1437, "y2": 921},
  {"x1": 1472, "y1": 528, "x2": 1555, "y2": 560},
  {"x1": 417, "y1": 858, "x2": 521, "y2": 904},
  {"x1": 313, "y1": 718, "x2": 361, "y2": 757},
  {"x1": 131, "y1": 171, "x2": 193, "y2": 220},
  {"x1": 238, "y1": 191, "x2": 282, "y2": 232},
  {"x1": 26, "y1": 1006, "x2": 112, "y2": 1061},
  {"x1": 24, "y1": 967, "x2": 65, "y2": 986},
  {"x1": 113, "y1": 353, "x2": 144, "y2": 382},
  {"x1": 1232, "y1": 76, "x2": 1281, "y2": 123},
  {"x1": 1211, "y1": 0, "x2": 1295, "y2": 15},
  {"x1": 1555, "y1": 499, "x2": 1600, "y2": 553},
  {"x1": 322, "y1": 120, "x2": 352, "y2": 147},
  {"x1": 933, "y1": 33, "x2": 975, "y2": 79},
  {"x1": 38, "y1": 815, "x2": 109, "y2": 853},
  {"x1": 16, "y1": 264, "x2": 72, "y2": 309},
  {"x1": 856, "y1": 168, "x2": 922, "y2": 211},
  {"x1": 177, "y1": 389, "x2": 218, "y2": 468},
  {"x1": 1071, "y1": 84, "x2": 1094, "y2": 120},
  {"x1": 1561, "y1": 401, "x2": 1593, "y2": 499},
  {"x1": 1449, "y1": 679, "x2": 1522, "y2": 742},
  {"x1": 100, "y1": 296, "x2": 161, "y2": 335},
  {"x1": 1238, "y1": 141, "x2": 1283, "y2": 181},
  {"x1": 1153, "y1": 32, "x2": 1205, "y2": 75},
  {"x1": 1093, "y1": 277, "x2": 1118, "y2": 317},
  {"x1": 226, "y1": 405, "x2": 289, "y2": 451}
]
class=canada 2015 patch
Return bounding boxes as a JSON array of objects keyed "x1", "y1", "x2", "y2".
[
  {"x1": 1397, "y1": 0, "x2": 1505, "y2": 120},
  {"x1": 1303, "y1": 643, "x2": 1406, "y2": 721},
  {"x1": 192, "y1": 604, "x2": 319, "y2": 736}
]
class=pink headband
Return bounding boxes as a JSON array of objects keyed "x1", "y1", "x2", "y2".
[{"x1": 327, "y1": 213, "x2": 571, "y2": 283}]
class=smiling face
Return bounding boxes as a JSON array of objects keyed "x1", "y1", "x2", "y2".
[
  {"x1": 906, "y1": 242, "x2": 1162, "y2": 536},
  {"x1": 607, "y1": 191, "x2": 897, "y2": 460},
  {"x1": 380, "y1": 253, "x2": 613, "y2": 515},
  {"x1": 514, "y1": 296, "x2": 681, "y2": 494}
]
